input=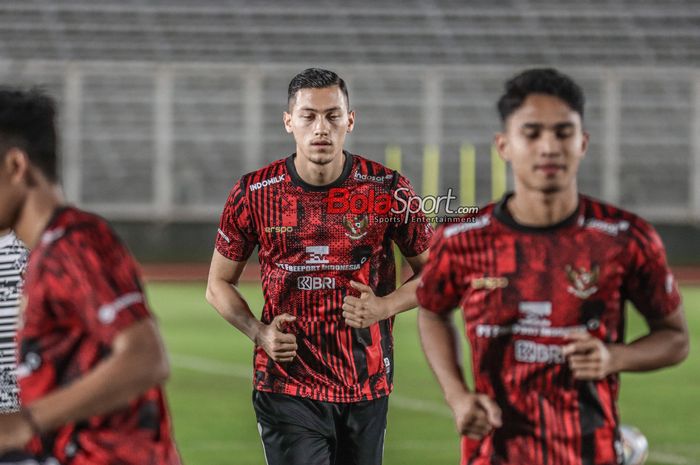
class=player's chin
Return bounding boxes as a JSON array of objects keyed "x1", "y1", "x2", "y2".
[{"x1": 537, "y1": 182, "x2": 567, "y2": 195}]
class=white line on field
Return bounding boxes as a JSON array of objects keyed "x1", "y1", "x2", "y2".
[
  {"x1": 169, "y1": 353, "x2": 451, "y2": 417},
  {"x1": 648, "y1": 451, "x2": 694, "y2": 465}
]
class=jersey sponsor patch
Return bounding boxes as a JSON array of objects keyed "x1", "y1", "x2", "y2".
[
  {"x1": 514, "y1": 340, "x2": 565, "y2": 364},
  {"x1": 353, "y1": 172, "x2": 393, "y2": 183},
  {"x1": 297, "y1": 276, "x2": 336, "y2": 290},
  {"x1": 249, "y1": 174, "x2": 285, "y2": 191},
  {"x1": 583, "y1": 218, "x2": 630, "y2": 236},
  {"x1": 444, "y1": 215, "x2": 490, "y2": 237}
]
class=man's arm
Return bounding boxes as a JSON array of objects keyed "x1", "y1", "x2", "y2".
[
  {"x1": 342, "y1": 249, "x2": 429, "y2": 328},
  {"x1": 205, "y1": 250, "x2": 297, "y2": 362},
  {"x1": 0, "y1": 319, "x2": 169, "y2": 453},
  {"x1": 417, "y1": 309, "x2": 501, "y2": 439},
  {"x1": 563, "y1": 306, "x2": 689, "y2": 380}
]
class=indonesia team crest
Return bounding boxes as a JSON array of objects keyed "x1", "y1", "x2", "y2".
[
  {"x1": 342, "y1": 213, "x2": 369, "y2": 240},
  {"x1": 565, "y1": 264, "x2": 599, "y2": 299}
]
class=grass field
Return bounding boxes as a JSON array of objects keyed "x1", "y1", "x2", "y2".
[{"x1": 147, "y1": 283, "x2": 700, "y2": 465}]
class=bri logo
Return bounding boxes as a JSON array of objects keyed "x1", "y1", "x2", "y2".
[{"x1": 297, "y1": 276, "x2": 336, "y2": 290}]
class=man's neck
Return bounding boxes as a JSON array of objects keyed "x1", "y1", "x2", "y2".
[
  {"x1": 294, "y1": 150, "x2": 346, "y2": 186},
  {"x1": 14, "y1": 184, "x2": 65, "y2": 249},
  {"x1": 507, "y1": 185, "x2": 579, "y2": 227}
]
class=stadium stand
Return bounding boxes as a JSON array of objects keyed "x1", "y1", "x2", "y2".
[{"x1": 0, "y1": 1, "x2": 698, "y2": 226}]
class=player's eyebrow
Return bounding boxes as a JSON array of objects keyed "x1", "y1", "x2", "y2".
[
  {"x1": 521, "y1": 122, "x2": 575, "y2": 130},
  {"x1": 298, "y1": 106, "x2": 343, "y2": 113}
]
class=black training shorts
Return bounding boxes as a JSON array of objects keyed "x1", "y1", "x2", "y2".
[{"x1": 253, "y1": 391, "x2": 389, "y2": 465}]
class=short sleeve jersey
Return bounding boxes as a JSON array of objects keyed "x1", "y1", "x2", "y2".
[
  {"x1": 17, "y1": 207, "x2": 181, "y2": 465},
  {"x1": 417, "y1": 194, "x2": 681, "y2": 465},
  {"x1": 216, "y1": 152, "x2": 433, "y2": 402}
]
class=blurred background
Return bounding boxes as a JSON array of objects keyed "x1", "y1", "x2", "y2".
[
  {"x1": 1, "y1": 2, "x2": 699, "y2": 465},
  {"x1": 1, "y1": 0, "x2": 699, "y2": 263}
]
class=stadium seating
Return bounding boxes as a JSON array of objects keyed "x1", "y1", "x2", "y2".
[{"x1": 0, "y1": 1, "x2": 697, "y2": 221}]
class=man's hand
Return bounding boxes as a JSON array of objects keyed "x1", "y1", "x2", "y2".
[
  {"x1": 0, "y1": 411, "x2": 34, "y2": 455},
  {"x1": 562, "y1": 331, "x2": 616, "y2": 380},
  {"x1": 255, "y1": 313, "x2": 298, "y2": 362},
  {"x1": 342, "y1": 281, "x2": 390, "y2": 328},
  {"x1": 447, "y1": 392, "x2": 502, "y2": 440}
]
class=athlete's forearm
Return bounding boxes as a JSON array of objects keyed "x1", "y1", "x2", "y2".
[
  {"x1": 382, "y1": 249, "x2": 429, "y2": 317},
  {"x1": 417, "y1": 309, "x2": 471, "y2": 405},
  {"x1": 382, "y1": 277, "x2": 421, "y2": 317},
  {"x1": 608, "y1": 320, "x2": 689, "y2": 373},
  {"x1": 27, "y1": 319, "x2": 168, "y2": 434},
  {"x1": 206, "y1": 277, "x2": 264, "y2": 343}
]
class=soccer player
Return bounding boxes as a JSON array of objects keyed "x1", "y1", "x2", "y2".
[
  {"x1": 416, "y1": 68, "x2": 690, "y2": 465},
  {"x1": 0, "y1": 229, "x2": 27, "y2": 414},
  {"x1": 0, "y1": 88, "x2": 181, "y2": 465},
  {"x1": 206, "y1": 68, "x2": 432, "y2": 465}
]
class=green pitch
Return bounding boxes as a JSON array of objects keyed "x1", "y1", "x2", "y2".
[{"x1": 147, "y1": 283, "x2": 700, "y2": 465}]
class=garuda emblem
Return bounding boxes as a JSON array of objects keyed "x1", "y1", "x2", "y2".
[
  {"x1": 342, "y1": 213, "x2": 369, "y2": 240},
  {"x1": 566, "y1": 264, "x2": 599, "y2": 299}
]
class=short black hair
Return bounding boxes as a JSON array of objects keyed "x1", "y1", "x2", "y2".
[
  {"x1": 0, "y1": 87, "x2": 58, "y2": 182},
  {"x1": 287, "y1": 68, "x2": 350, "y2": 110},
  {"x1": 497, "y1": 68, "x2": 585, "y2": 124}
]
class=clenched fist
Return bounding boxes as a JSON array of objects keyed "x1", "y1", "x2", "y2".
[
  {"x1": 448, "y1": 392, "x2": 502, "y2": 440},
  {"x1": 255, "y1": 313, "x2": 298, "y2": 362}
]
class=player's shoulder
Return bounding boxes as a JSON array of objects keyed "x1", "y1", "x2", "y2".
[
  {"x1": 0, "y1": 230, "x2": 20, "y2": 251},
  {"x1": 37, "y1": 207, "x2": 122, "y2": 259},
  {"x1": 234, "y1": 157, "x2": 289, "y2": 194},
  {"x1": 579, "y1": 195, "x2": 661, "y2": 245},
  {"x1": 579, "y1": 194, "x2": 653, "y2": 231},
  {"x1": 349, "y1": 153, "x2": 401, "y2": 188},
  {"x1": 434, "y1": 202, "x2": 498, "y2": 246}
]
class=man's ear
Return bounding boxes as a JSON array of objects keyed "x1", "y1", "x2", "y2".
[
  {"x1": 494, "y1": 132, "x2": 509, "y2": 162},
  {"x1": 283, "y1": 111, "x2": 293, "y2": 134},
  {"x1": 580, "y1": 131, "x2": 590, "y2": 159},
  {"x1": 2, "y1": 147, "x2": 30, "y2": 185},
  {"x1": 346, "y1": 110, "x2": 355, "y2": 133}
]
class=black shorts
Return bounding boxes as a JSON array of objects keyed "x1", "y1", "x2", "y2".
[{"x1": 253, "y1": 391, "x2": 389, "y2": 465}]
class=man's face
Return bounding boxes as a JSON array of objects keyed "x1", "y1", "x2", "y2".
[
  {"x1": 283, "y1": 86, "x2": 355, "y2": 166},
  {"x1": 496, "y1": 94, "x2": 588, "y2": 194},
  {"x1": 0, "y1": 149, "x2": 28, "y2": 230}
]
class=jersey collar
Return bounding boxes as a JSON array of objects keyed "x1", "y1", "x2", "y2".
[
  {"x1": 286, "y1": 151, "x2": 354, "y2": 192},
  {"x1": 493, "y1": 192, "x2": 582, "y2": 233}
]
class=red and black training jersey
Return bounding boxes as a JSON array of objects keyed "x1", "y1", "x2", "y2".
[
  {"x1": 216, "y1": 152, "x2": 432, "y2": 403},
  {"x1": 17, "y1": 207, "x2": 181, "y2": 465},
  {"x1": 417, "y1": 193, "x2": 681, "y2": 465}
]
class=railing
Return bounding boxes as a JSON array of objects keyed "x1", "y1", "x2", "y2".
[{"x1": 1, "y1": 61, "x2": 698, "y2": 223}]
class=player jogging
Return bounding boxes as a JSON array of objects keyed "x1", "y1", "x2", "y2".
[
  {"x1": 206, "y1": 68, "x2": 432, "y2": 465},
  {"x1": 416, "y1": 68, "x2": 689, "y2": 465},
  {"x1": 0, "y1": 88, "x2": 181, "y2": 465}
]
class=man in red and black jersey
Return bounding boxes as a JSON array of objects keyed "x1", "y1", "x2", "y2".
[
  {"x1": 0, "y1": 89, "x2": 181, "y2": 465},
  {"x1": 417, "y1": 68, "x2": 689, "y2": 465},
  {"x1": 206, "y1": 68, "x2": 432, "y2": 465}
]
